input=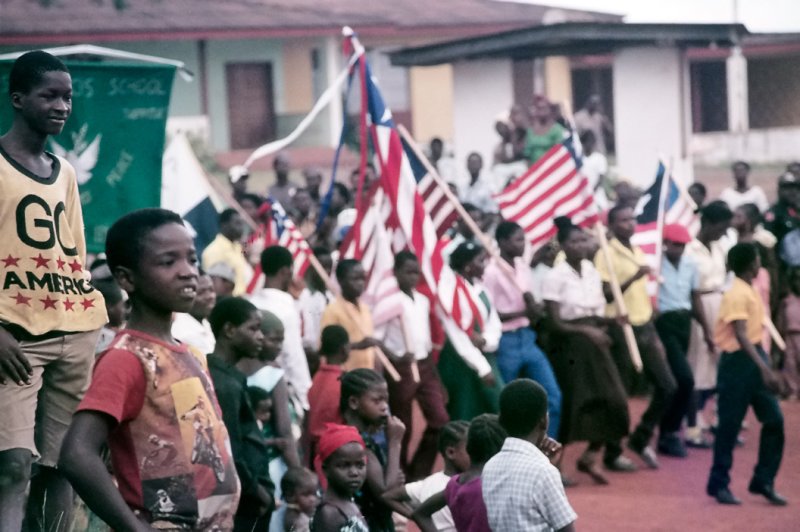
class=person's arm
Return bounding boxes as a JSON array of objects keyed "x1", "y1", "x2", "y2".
[
  {"x1": 545, "y1": 300, "x2": 611, "y2": 349},
  {"x1": 367, "y1": 416, "x2": 410, "y2": 516},
  {"x1": 411, "y1": 490, "x2": 447, "y2": 532},
  {"x1": 438, "y1": 312, "x2": 492, "y2": 379},
  {"x1": 691, "y1": 290, "x2": 716, "y2": 353},
  {"x1": 383, "y1": 484, "x2": 411, "y2": 506},
  {"x1": 271, "y1": 377, "x2": 301, "y2": 467},
  {"x1": 59, "y1": 411, "x2": 154, "y2": 532},
  {"x1": 310, "y1": 503, "x2": 346, "y2": 532},
  {"x1": 732, "y1": 320, "x2": 780, "y2": 393},
  {"x1": 0, "y1": 325, "x2": 32, "y2": 385}
]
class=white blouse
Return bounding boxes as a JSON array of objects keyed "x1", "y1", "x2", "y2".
[{"x1": 542, "y1": 259, "x2": 606, "y2": 320}]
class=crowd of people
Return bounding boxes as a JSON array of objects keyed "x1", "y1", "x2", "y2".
[{"x1": 2, "y1": 51, "x2": 799, "y2": 532}]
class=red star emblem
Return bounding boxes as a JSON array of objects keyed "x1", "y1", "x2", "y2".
[
  {"x1": 31, "y1": 253, "x2": 50, "y2": 269},
  {"x1": 81, "y1": 298, "x2": 95, "y2": 310},
  {"x1": 56, "y1": 257, "x2": 66, "y2": 271},
  {"x1": 64, "y1": 298, "x2": 75, "y2": 311},
  {"x1": 12, "y1": 293, "x2": 31, "y2": 306},
  {"x1": 69, "y1": 259, "x2": 83, "y2": 273},
  {"x1": 1, "y1": 254, "x2": 20, "y2": 267},
  {"x1": 40, "y1": 295, "x2": 58, "y2": 310}
]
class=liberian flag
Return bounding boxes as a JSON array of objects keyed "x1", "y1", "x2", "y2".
[
  {"x1": 494, "y1": 137, "x2": 598, "y2": 252},
  {"x1": 245, "y1": 199, "x2": 312, "y2": 294}
]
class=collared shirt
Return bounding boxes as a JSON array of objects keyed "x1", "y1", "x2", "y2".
[
  {"x1": 483, "y1": 256, "x2": 531, "y2": 332},
  {"x1": 459, "y1": 174, "x2": 498, "y2": 213},
  {"x1": 719, "y1": 186, "x2": 769, "y2": 213},
  {"x1": 201, "y1": 234, "x2": 253, "y2": 296},
  {"x1": 482, "y1": 438, "x2": 577, "y2": 532},
  {"x1": 658, "y1": 255, "x2": 699, "y2": 312},
  {"x1": 320, "y1": 297, "x2": 375, "y2": 371},
  {"x1": 594, "y1": 238, "x2": 653, "y2": 326},
  {"x1": 298, "y1": 287, "x2": 333, "y2": 350},
  {"x1": 374, "y1": 290, "x2": 432, "y2": 360},
  {"x1": 715, "y1": 277, "x2": 765, "y2": 352},
  {"x1": 248, "y1": 288, "x2": 311, "y2": 409},
  {"x1": 171, "y1": 313, "x2": 215, "y2": 355},
  {"x1": 685, "y1": 239, "x2": 728, "y2": 292},
  {"x1": 542, "y1": 259, "x2": 605, "y2": 320}
]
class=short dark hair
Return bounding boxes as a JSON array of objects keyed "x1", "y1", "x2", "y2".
[
  {"x1": 320, "y1": 325, "x2": 349, "y2": 355},
  {"x1": 260, "y1": 245, "x2": 293, "y2": 276},
  {"x1": 280, "y1": 467, "x2": 317, "y2": 501},
  {"x1": 106, "y1": 208, "x2": 185, "y2": 272},
  {"x1": 465, "y1": 414, "x2": 506, "y2": 465},
  {"x1": 727, "y1": 242, "x2": 759, "y2": 276},
  {"x1": 91, "y1": 278, "x2": 123, "y2": 307},
  {"x1": 736, "y1": 203, "x2": 762, "y2": 227},
  {"x1": 208, "y1": 297, "x2": 258, "y2": 338},
  {"x1": 732, "y1": 160, "x2": 751, "y2": 171},
  {"x1": 495, "y1": 220, "x2": 522, "y2": 242},
  {"x1": 239, "y1": 193, "x2": 264, "y2": 207},
  {"x1": 339, "y1": 368, "x2": 385, "y2": 414},
  {"x1": 335, "y1": 258, "x2": 361, "y2": 283},
  {"x1": 498, "y1": 378, "x2": 548, "y2": 438},
  {"x1": 700, "y1": 200, "x2": 734, "y2": 226},
  {"x1": 219, "y1": 208, "x2": 240, "y2": 226},
  {"x1": 246, "y1": 385, "x2": 270, "y2": 406},
  {"x1": 553, "y1": 216, "x2": 580, "y2": 245},
  {"x1": 438, "y1": 420, "x2": 469, "y2": 455},
  {"x1": 688, "y1": 182, "x2": 707, "y2": 196},
  {"x1": 607, "y1": 204, "x2": 630, "y2": 225},
  {"x1": 9, "y1": 51, "x2": 69, "y2": 95},
  {"x1": 393, "y1": 250, "x2": 418, "y2": 271}
]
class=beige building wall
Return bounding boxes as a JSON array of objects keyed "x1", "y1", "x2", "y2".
[
  {"x1": 544, "y1": 56, "x2": 573, "y2": 115},
  {"x1": 409, "y1": 64, "x2": 455, "y2": 143},
  {"x1": 282, "y1": 40, "x2": 314, "y2": 114}
]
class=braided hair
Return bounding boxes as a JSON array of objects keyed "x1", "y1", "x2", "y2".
[
  {"x1": 466, "y1": 414, "x2": 507, "y2": 465},
  {"x1": 438, "y1": 420, "x2": 470, "y2": 455},
  {"x1": 339, "y1": 368, "x2": 386, "y2": 414}
]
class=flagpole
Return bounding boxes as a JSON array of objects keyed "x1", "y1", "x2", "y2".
[
  {"x1": 593, "y1": 223, "x2": 644, "y2": 372},
  {"x1": 396, "y1": 124, "x2": 527, "y2": 290}
]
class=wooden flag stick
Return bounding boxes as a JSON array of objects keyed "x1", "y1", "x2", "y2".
[
  {"x1": 764, "y1": 316, "x2": 787, "y2": 352},
  {"x1": 396, "y1": 124, "x2": 526, "y2": 291},
  {"x1": 206, "y1": 163, "x2": 403, "y2": 382},
  {"x1": 594, "y1": 223, "x2": 644, "y2": 372}
]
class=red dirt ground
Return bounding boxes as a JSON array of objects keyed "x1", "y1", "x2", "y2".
[{"x1": 406, "y1": 397, "x2": 799, "y2": 532}]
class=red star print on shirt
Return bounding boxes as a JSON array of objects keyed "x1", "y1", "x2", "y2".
[
  {"x1": 1, "y1": 255, "x2": 20, "y2": 268},
  {"x1": 81, "y1": 298, "x2": 95, "y2": 310},
  {"x1": 12, "y1": 293, "x2": 31, "y2": 306},
  {"x1": 69, "y1": 259, "x2": 83, "y2": 273},
  {"x1": 31, "y1": 254, "x2": 50, "y2": 269},
  {"x1": 56, "y1": 257, "x2": 66, "y2": 271},
  {"x1": 64, "y1": 298, "x2": 76, "y2": 311},
  {"x1": 40, "y1": 295, "x2": 58, "y2": 310}
]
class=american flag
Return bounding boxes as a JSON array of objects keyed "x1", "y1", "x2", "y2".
[
  {"x1": 631, "y1": 161, "x2": 700, "y2": 295},
  {"x1": 344, "y1": 53, "x2": 482, "y2": 334},
  {"x1": 494, "y1": 140, "x2": 599, "y2": 252},
  {"x1": 245, "y1": 199, "x2": 312, "y2": 294},
  {"x1": 402, "y1": 138, "x2": 459, "y2": 238}
]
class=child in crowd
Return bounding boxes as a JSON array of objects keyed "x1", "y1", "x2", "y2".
[
  {"x1": 207, "y1": 296, "x2": 275, "y2": 530},
  {"x1": 412, "y1": 414, "x2": 506, "y2": 532},
  {"x1": 340, "y1": 369, "x2": 406, "y2": 531},
  {"x1": 385, "y1": 420, "x2": 470, "y2": 532},
  {"x1": 779, "y1": 268, "x2": 800, "y2": 398},
  {"x1": 59, "y1": 209, "x2": 240, "y2": 530},
  {"x1": 707, "y1": 243, "x2": 786, "y2": 506},
  {"x1": 91, "y1": 277, "x2": 127, "y2": 354},
  {"x1": 308, "y1": 325, "x2": 350, "y2": 463},
  {"x1": 311, "y1": 424, "x2": 370, "y2": 532},
  {"x1": 269, "y1": 466, "x2": 319, "y2": 532},
  {"x1": 482, "y1": 379, "x2": 576, "y2": 532},
  {"x1": 239, "y1": 310, "x2": 302, "y2": 500}
]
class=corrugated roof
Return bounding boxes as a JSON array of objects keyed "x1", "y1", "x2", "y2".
[{"x1": 0, "y1": 0, "x2": 621, "y2": 44}]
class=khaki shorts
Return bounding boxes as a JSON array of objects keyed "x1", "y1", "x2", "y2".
[{"x1": 0, "y1": 329, "x2": 101, "y2": 467}]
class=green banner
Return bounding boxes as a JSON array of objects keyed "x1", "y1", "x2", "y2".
[{"x1": 0, "y1": 61, "x2": 175, "y2": 253}]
